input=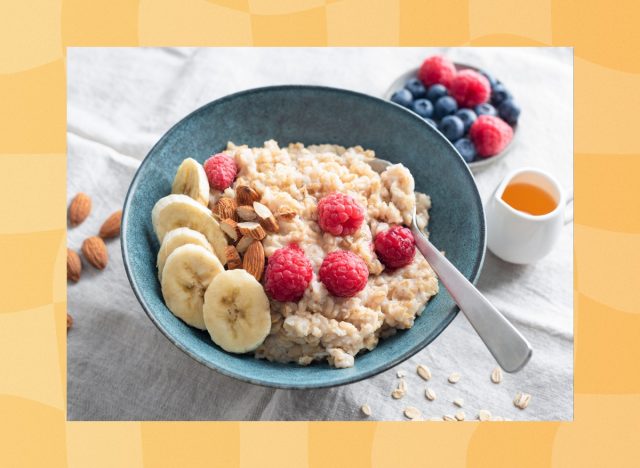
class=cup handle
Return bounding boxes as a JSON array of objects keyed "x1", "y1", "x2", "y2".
[{"x1": 564, "y1": 190, "x2": 574, "y2": 225}]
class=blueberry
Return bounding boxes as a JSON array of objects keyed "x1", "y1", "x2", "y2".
[
  {"x1": 454, "y1": 138, "x2": 477, "y2": 163},
  {"x1": 427, "y1": 84, "x2": 448, "y2": 103},
  {"x1": 475, "y1": 103, "x2": 497, "y2": 117},
  {"x1": 411, "y1": 98, "x2": 433, "y2": 118},
  {"x1": 405, "y1": 78, "x2": 426, "y2": 99},
  {"x1": 490, "y1": 83, "x2": 512, "y2": 106},
  {"x1": 455, "y1": 108, "x2": 477, "y2": 132},
  {"x1": 434, "y1": 96, "x2": 458, "y2": 119},
  {"x1": 498, "y1": 99, "x2": 521, "y2": 125},
  {"x1": 424, "y1": 118, "x2": 437, "y2": 128},
  {"x1": 439, "y1": 115, "x2": 465, "y2": 142},
  {"x1": 390, "y1": 88, "x2": 413, "y2": 108},
  {"x1": 479, "y1": 70, "x2": 497, "y2": 89}
]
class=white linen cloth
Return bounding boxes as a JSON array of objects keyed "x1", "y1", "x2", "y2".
[{"x1": 67, "y1": 47, "x2": 573, "y2": 421}]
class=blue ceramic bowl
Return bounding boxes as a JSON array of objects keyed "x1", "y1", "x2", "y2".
[{"x1": 122, "y1": 85, "x2": 486, "y2": 389}]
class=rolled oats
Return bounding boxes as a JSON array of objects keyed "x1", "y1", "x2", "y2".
[
  {"x1": 404, "y1": 406, "x2": 422, "y2": 420},
  {"x1": 448, "y1": 372, "x2": 461, "y2": 384},
  {"x1": 230, "y1": 141, "x2": 439, "y2": 368},
  {"x1": 417, "y1": 364, "x2": 432, "y2": 381},
  {"x1": 491, "y1": 367, "x2": 503, "y2": 384},
  {"x1": 514, "y1": 392, "x2": 531, "y2": 409},
  {"x1": 425, "y1": 388, "x2": 436, "y2": 401}
]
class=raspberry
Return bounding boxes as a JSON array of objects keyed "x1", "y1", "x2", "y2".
[
  {"x1": 319, "y1": 250, "x2": 369, "y2": 298},
  {"x1": 469, "y1": 115, "x2": 514, "y2": 158},
  {"x1": 264, "y1": 244, "x2": 313, "y2": 302},
  {"x1": 449, "y1": 69, "x2": 491, "y2": 108},
  {"x1": 317, "y1": 192, "x2": 364, "y2": 237},
  {"x1": 374, "y1": 225, "x2": 415, "y2": 268},
  {"x1": 204, "y1": 153, "x2": 237, "y2": 191},
  {"x1": 418, "y1": 55, "x2": 457, "y2": 88}
]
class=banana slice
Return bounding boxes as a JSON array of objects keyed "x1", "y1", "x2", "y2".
[
  {"x1": 157, "y1": 227, "x2": 212, "y2": 281},
  {"x1": 203, "y1": 269, "x2": 271, "y2": 353},
  {"x1": 152, "y1": 194, "x2": 227, "y2": 265},
  {"x1": 171, "y1": 158, "x2": 209, "y2": 206},
  {"x1": 161, "y1": 244, "x2": 224, "y2": 330}
]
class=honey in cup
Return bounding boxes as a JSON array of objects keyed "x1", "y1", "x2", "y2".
[{"x1": 501, "y1": 182, "x2": 557, "y2": 216}]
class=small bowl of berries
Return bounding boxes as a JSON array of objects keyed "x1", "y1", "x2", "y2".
[{"x1": 385, "y1": 55, "x2": 520, "y2": 172}]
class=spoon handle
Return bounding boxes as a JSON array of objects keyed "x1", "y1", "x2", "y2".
[{"x1": 411, "y1": 224, "x2": 532, "y2": 372}]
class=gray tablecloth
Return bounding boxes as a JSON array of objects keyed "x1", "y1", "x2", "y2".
[{"x1": 67, "y1": 47, "x2": 573, "y2": 421}]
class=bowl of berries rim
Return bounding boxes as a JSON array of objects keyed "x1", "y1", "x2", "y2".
[{"x1": 383, "y1": 63, "x2": 518, "y2": 173}]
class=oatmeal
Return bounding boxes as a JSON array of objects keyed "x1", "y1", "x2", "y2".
[{"x1": 218, "y1": 140, "x2": 439, "y2": 368}]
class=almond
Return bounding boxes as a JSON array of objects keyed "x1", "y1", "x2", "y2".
[
  {"x1": 253, "y1": 202, "x2": 279, "y2": 233},
  {"x1": 236, "y1": 235, "x2": 254, "y2": 254},
  {"x1": 238, "y1": 222, "x2": 266, "y2": 240},
  {"x1": 216, "y1": 197, "x2": 237, "y2": 221},
  {"x1": 275, "y1": 207, "x2": 297, "y2": 221},
  {"x1": 67, "y1": 248, "x2": 82, "y2": 282},
  {"x1": 220, "y1": 219, "x2": 240, "y2": 241},
  {"x1": 236, "y1": 205, "x2": 258, "y2": 221},
  {"x1": 225, "y1": 245, "x2": 242, "y2": 270},
  {"x1": 243, "y1": 240, "x2": 265, "y2": 281},
  {"x1": 82, "y1": 236, "x2": 108, "y2": 270},
  {"x1": 67, "y1": 313, "x2": 73, "y2": 331},
  {"x1": 68, "y1": 193, "x2": 92, "y2": 226},
  {"x1": 99, "y1": 210, "x2": 122, "y2": 238},
  {"x1": 236, "y1": 185, "x2": 260, "y2": 206}
]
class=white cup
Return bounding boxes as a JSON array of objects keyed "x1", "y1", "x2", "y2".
[{"x1": 485, "y1": 167, "x2": 573, "y2": 264}]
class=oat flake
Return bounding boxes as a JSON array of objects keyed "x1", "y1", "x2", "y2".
[
  {"x1": 455, "y1": 411, "x2": 465, "y2": 421},
  {"x1": 514, "y1": 392, "x2": 531, "y2": 409},
  {"x1": 404, "y1": 406, "x2": 422, "y2": 420},
  {"x1": 448, "y1": 372, "x2": 461, "y2": 384},
  {"x1": 443, "y1": 414, "x2": 456, "y2": 421},
  {"x1": 478, "y1": 410, "x2": 492, "y2": 421},
  {"x1": 425, "y1": 388, "x2": 436, "y2": 401},
  {"x1": 416, "y1": 364, "x2": 431, "y2": 381},
  {"x1": 360, "y1": 404, "x2": 372, "y2": 417},
  {"x1": 453, "y1": 398, "x2": 464, "y2": 408},
  {"x1": 491, "y1": 367, "x2": 503, "y2": 384},
  {"x1": 398, "y1": 378, "x2": 407, "y2": 392}
]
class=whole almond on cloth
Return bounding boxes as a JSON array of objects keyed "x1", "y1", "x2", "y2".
[
  {"x1": 67, "y1": 248, "x2": 82, "y2": 282},
  {"x1": 225, "y1": 245, "x2": 242, "y2": 270},
  {"x1": 67, "y1": 313, "x2": 73, "y2": 330},
  {"x1": 68, "y1": 193, "x2": 92, "y2": 226},
  {"x1": 99, "y1": 210, "x2": 122, "y2": 238},
  {"x1": 82, "y1": 236, "x2": 108, "y2": 270},
  {"x1": 243, "y1": 240, "x2": 265, "y2": 281},
  {"x1": 235, "y1": 185, "x2": 260, "y2": 206}
]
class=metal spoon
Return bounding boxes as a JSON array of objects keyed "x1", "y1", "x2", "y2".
[{"x1": 368, "y1": 158, "x2": 532, "y2": 372}]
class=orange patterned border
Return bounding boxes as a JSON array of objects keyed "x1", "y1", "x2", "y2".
[{"x1": 1, "y1": 1, "x2": 638, "y2": 466}]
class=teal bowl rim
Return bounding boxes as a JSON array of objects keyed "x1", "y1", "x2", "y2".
[{"x1": 121, "y1": 85, "x2": 486, "y2": 389}]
